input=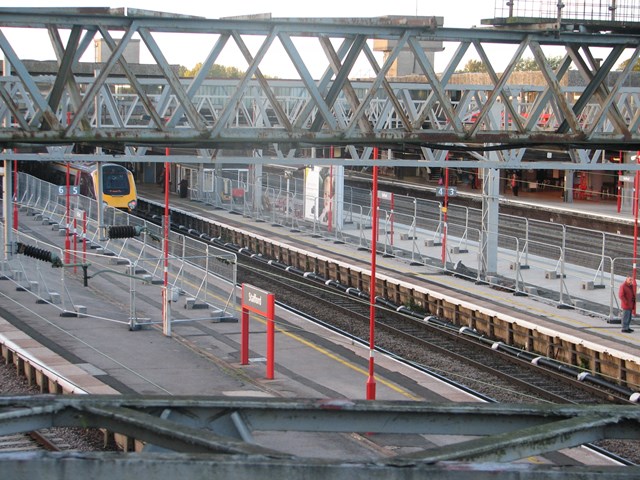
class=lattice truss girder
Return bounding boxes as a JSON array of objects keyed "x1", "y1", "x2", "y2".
[
  {"x1": 1, "y1": 395, "x2": 640, "y2": 474},
  {"x1": 1, "y1": 7, "x2": 640, "y2": 160}
]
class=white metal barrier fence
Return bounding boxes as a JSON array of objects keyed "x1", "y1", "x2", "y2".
[
  {"x1": 9, "y1": 174, "x2": 238, "y2": 330},
  {"x1": 188, "y1": 169, "x2": 636, "y2": 321}
]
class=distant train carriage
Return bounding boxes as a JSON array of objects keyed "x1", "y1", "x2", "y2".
[{"x1": 44, "y1": 162, "x2": 137, "y2": 211}]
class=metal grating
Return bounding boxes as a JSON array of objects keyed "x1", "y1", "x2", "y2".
[{"x1": 494, "y1": 0, "x2": 640, "y2": 23}]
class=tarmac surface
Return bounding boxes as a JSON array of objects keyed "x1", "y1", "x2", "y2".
[
  {"x1": 0, "y1": 196, "x2": 478, "y2": 406},
  {"x1": 1, "y1": 182, "x2": 639, "y2": 465},
  {"x1": 2, "y1": 180, "x2": 640, "y2": 405},
  {"x1": 137, "y1": 182, "x2": 640, "y2": 367}
]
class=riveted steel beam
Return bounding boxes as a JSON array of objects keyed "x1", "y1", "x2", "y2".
[{"x1": 2, "y1": 8, "x2": 640, "y2": 164}]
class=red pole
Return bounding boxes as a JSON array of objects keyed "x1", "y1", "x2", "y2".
[
  {"x1": 12, "y1": 158, "x2": 18, "y2": 229},
  {"x1": 73, "y1": 215, "x2": 77, "y2": 274},
  {"x1": 618, "y1": 169, "x2": 623, "y2": 213},
  {"x1": 164, "y1": 151, "x2": 170, "y2": 287},
  {"x1": 367, "y1": 148, "x2": 379, "y2": 400},
  {"x1": 266, "y1": 293, "x2": 275, "y2": 380},
  {"x1": 633, "y1": 152, "x2": 639, "y2": 314},
  {"x1": 82, "y1": 211, "x2": 87, "y2": 265},
  {"x1": 441, "y1": 155, "x2": 450, "y2": 266},
  {"x1": 390, "y1": 193, "x2": 394, "y2": 247},
  {"x1": 241, "y1": 304, "x2": 249, "y2": 365},
  {"x1": 328, "y1": 164, "x2": 333, "y2": 233},
  {"x1": 327, "y1": 146, "x2": 334, "y2": 233},
  {"x1": 65, "y1": 162, "x2": 71, "y2": 264},
  {"x1": 163, "y1": 149, "x2": 170, "y2": 325}
]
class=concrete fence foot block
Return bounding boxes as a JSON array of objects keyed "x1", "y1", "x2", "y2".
[
  {"x1": 524, "y1": 286, "x2": 538, "y2": 295},
  {"x1": 572, "y1": 299, "x2": 586, "y2": 309}
]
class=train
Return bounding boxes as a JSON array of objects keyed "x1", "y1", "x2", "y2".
[{"x1": 25, "y1": 161, "x2": 137, "y2": 211}]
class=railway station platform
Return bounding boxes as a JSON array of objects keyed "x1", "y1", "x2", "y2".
[
  {"x1": 135, "y1": 182, "x2": 640, "y2": 370},
  {"x1": 2, "y1": 187, "x2": 640, "y2": 476},
  {"x1": 0, "y1": 196, "x2": 475, "y2": 407},
  {"x1": 353, "y1": 171, "x2": 634, "y2": 226}
]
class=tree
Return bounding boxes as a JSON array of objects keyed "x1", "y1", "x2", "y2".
[
  {"x1": 617, "y1": 58, "x2": 640, "y2": 71},
  {"x1": 179, "y1": 63, "x2": 245, "y2": 78},
  {"x1": 460, "y1": 59, "x2": 487, "y2": 73},
  {"x1": 514, "y1": 55, "x2": 563, "y2": 72}
]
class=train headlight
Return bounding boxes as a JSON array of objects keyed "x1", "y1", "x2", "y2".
[{"x1": 128, "y1": 199, "x2": 137, "y2": 210}]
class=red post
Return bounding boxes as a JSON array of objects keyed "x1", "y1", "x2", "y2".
[
  {"x1": 266, "y1": 293, "x2": 275, "y2": 380},
  {"x1": 65, "y1": 162, "x2": 71, "y2": 264},
  {"x1": 618, "y1": 169, "x2": 623, "y2": 213},
  {"x1": 12, "y1": 158, "x2": 18, "y2": 230},
  {"x1": 73, "y1": 215, "x2": 77, "y2": 274},
  {"x1": 327, "y1": 146, "x2": 334, "y2": 233},
  {"x1": 367, "y1": 148, "x2": 379, "y2": 400},
  {"x1": 633, "y1": 153, "x2": 639, "y2": 314},
  {"x1": 441, "y1": 155, "x2": 450, "y2": 266},
  {"x1": 163, "y1": 150, "x2": 170, "y2": 287},
  {"x1": 241, "y1": 284, "x2": 276, "y2": 379},
  {"x1": 82, "y1": 211, "x2": 87, "y2": 265},
  {"x1": 390, "y1": 193, "x2": 394, "y2": 247},
  {"x1": 163, "y1": 149, "x2": 170, "y2": 327},
  {"x1": 241, "y1": 306, "x2": 249, "y2": 365}
]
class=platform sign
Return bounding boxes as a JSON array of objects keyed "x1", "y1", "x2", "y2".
[
  {"x1": 57, "y1": 185, "x2": 79, "y2": 195},
  {"x1": 377, "y1": 190, "x2": 393, "y2": 201},
  {"x1": 436, "y1": 186, "x2": 457, "y2": 197},
  {"x1": 241, "y1": 283, "x2": 275, "y2": 379},
  {"x1": 242, "y1": 284, "x2": 272, "y2": 317}
]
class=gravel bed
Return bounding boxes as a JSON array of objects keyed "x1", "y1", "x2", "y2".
[
  {"x1": 240, "y1": 265, "x2": 640, "y2": 465},
  {"x1": 2, "y1": 261, "x2": 638, "y2": 464},
  {"x1": 0, "y1": 360, "x2": 112, "y2": 452}
]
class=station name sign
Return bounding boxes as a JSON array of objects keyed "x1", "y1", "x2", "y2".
[{"x1": 242, "y1": 284, "x2": 272, "y2": 317}]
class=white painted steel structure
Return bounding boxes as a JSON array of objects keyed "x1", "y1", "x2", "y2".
[{"x1": 1, "y1": 8, "x2": 640, "y2": 170}]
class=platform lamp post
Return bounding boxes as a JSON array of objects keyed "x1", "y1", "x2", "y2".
[
  {"x1": 163, "y1": 149, "x2": 171, "y2": 335},
  {"x1": 441, "y1": 153, "x2": 450, "y2": 267},
  {"x1": 12, "y1": 157, "x2": 18, "y2": 230},
  {"x1": 329, "y1": 146, "x2": 334, "y2": 233},
  {"x1": 633, "y1": 151, "x2": 639, "y2": 315},
  {"x1": 367, "y1": 147, "x2": 379, "y2": 400},
  {"x1": 64, "y1": 162, "x2": 71, "y2": 265}
]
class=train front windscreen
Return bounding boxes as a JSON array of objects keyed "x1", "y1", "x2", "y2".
[{"x1": 102, "y1": 165, "x2": 131, "y2": 195}]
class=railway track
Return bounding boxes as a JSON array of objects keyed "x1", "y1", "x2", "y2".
[
  {"x1": 132, "y1": 203, "x2": 637, "y2": 406},
  {"x1": 0, "y1": 430, "x2": 66, "y2": 453},
  {"x1": 237, "y1": 259, "x2": 628, "y2": 405}
]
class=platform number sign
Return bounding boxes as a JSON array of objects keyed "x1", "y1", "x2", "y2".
[
  {"x1": 436, "y1": 186, "x2": 457, "y2": 197},
  {"x1": 377, "y1": 190, "x2": 393, "y2": 201},
  {"x1": 58, "y1": 185, "x2": 79, "y2": 196}
]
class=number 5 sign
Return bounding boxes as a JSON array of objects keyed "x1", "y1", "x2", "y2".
[{"x1": 58, "y1": 185, "x2": 79, "y2": 195}]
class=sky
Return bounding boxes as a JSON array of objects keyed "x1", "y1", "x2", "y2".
[
  {"x1": 0, "y1": 0, "x2": 494, "y2": 27},
  {"x1": 0, "y1": 0, "x2": 506, "y2": 77}
]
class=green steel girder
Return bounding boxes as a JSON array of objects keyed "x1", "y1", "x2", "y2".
[
  {"x1": 0, "y1": 395, "x2": 639, "y2": 478},
  {"x1": 1, "y1": 8, "x2": 640, "y2": 162}
]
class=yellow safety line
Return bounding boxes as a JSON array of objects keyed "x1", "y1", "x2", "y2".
[{"x1": 254, "y1": 316, "x2": 422, "y2": 401}]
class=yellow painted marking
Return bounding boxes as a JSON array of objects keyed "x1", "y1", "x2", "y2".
[{"x1": 253, "y1": 316, "x2": 422, "y2": 401}]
